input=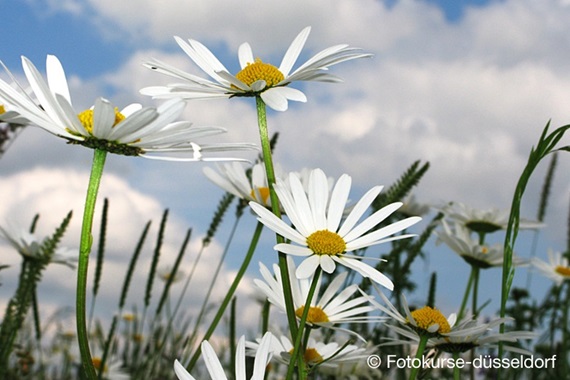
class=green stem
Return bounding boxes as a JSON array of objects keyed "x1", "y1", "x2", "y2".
[
  {"x1": 286, "y1": 267, "x2": 322, "y2": 380},
  {"x1": 255, "y1": 96, "x2": 298, "y2": 339},
  {"x1": 186, "y1": 221, "x2": 264, "y2": 371},
  {"x1": 457, "y1": 267, "x2": 474, "y2": 322},
  {"x1": 409, "y1": 334, "x2": 429, "y2": 380},
  {"x1": 76, "y1": 148, "x2": 107, "y2": 379},
  {"x1": 453, "y1": 352, "x2": 461, "y2": 380}
]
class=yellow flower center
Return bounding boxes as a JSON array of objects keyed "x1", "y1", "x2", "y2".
[
  {"x1": 409, "y1": 306, "x2": 451, "y2": 334},
  {"x1": 250, "y1": 187, "x2": 271, "y2": 204},
  {"x1": 92, "y1": 357, "x2": 107, "y2": 372},
  {"x1": 289, "y1": 347, "x2": 323, "y2": 365},
  {"x1": 0, "y1": 105, "x2": 5, "y2": 114},
  {"x1": 306, "y1": 230, "x2": 346, "y2": 256},
  {"x1": 295, "y1": 305, "x2": 330, "y2": 324},
  {"x1": 235, "y1": 58, "x2": 285, "y2": 88},
  {"x1": 481, "y1": 246, "x2": 489, "y2": 254},
  {"x1": 555, "y1": 265, "x2": 570, "y2": 277},
  {"x1": 77, "y1": 107, "x2": 125, "y2": 135}
]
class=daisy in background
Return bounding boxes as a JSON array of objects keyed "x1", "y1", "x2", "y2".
[
  {"x1": 0, "y1": 55, "x2": 255, "y2": 160},
  {"x1": 203, "y1": 162, "x2": 286, "y2": 207},
  {"x1": 247, "y1": 333, "x2": 369, "y2": 373},
  {"x1": 254, "y1": 257, "x2": 384, "y2": 340},
  {"x1": 141, "y1": 26, "x2": 371, "y2": 111},
  {"x1": 532, "y1": 249, "x2": 570, "y2": 286},
  {"x1": 174, "y1": 332, "x2": 274, "y2": 380},
  {"x1": 435, "y1": 220, "x2": 527, "y2": 269},
  {"x1": 438, "y1": 202, "x2": 544, "y2": 235},
  {"x1": 249, "y1": 168, "x2": 421, "y2": 290},
  {"x1": 0, "y1": 221, "x2": 76, "y2": 268},
  {"x1": 365, "y1": 286, "x2": 535, "y2": 354}
]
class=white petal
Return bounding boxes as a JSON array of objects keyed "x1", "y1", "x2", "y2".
[
  {"x1": 260, "y1": 88, "x2": 289, "y2": 111},
  {"x1": 274, "y1": 243, "x2": 312, "y2": 257},
  {"x1": 337, "y1": 186, "x2": 383, "y2": 237},
  {"x1": 296, "y1": 255, "x2": 321, "y2": 278},
  {"x1": 235, "y1": 336, "x2": 246, "y2": 380},
  {"x1": 335, "y1": 257, "x2": 394, "y2": 290},
  {"x1": 342, "y1": 202, "x2": 402, "y2": 242},
  {"x1": 92, "y1": 98, "x2": 116, "y2": 139},
  {"x1": 173, "y1": 360, "x2": 196, "y2": 380},
  {"x1": 201, "y1": 341, "x2": 228, "y2": 380},
  {"x1": 46, "y1": 55, "x2": 71, "y2": 104},
  {"x1": 319, "y1": 255, "x2": 337, "y2": 274},
  {"x1": 327, "y1": 174, "x2": 351, "y2": 232},
  {"x1": 279, "y1": 27, "x2": 311, "y2": 77},
  {"x1": 238, "y1": 42, "x2": 255, "y2": 68}
]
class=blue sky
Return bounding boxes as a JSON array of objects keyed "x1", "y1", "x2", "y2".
[{"x1": 1, "y1": 0, "x2": 569, "y2": 337}]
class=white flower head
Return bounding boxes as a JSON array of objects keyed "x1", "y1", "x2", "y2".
[
  {"x1": 174, "y1": 332, "x2": 273, "y2": 380},
  {"x1": 532, "y1": 249, "x2": 570, "y2": 286},
  {"x1": 439, "y1": 202, "x2": 544, "y2": 234},
  {"x1": 254, "y1": 257, "x2": 384, "y2": 340},
  {"x1": 141, "y1": 27, "x2": 371, "y2": 111},
  {"x1": 0, "y1": 222, "x2": 76, "y2": 268},
  {"x1": 249, "y1": 334, "x2": 369, "y2": 370},
  {"x1": 203, "y1": 162, "x2": 285, "y2": 207},
  {"x1": 435, "y1": 220, "x2": 527, "y2": 269},
  {"x1": 0, "y1": 55, "x2": 255, "y2": 160},
  {"x1": 249, "y1": 168, "x2": 421, "y2": 290}
]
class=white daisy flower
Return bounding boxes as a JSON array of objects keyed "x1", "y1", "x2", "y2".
[
  {"x1": 203, "y1": 162, "x2": 285, "y2": 207},
  {"x1": 439, "y1": 202, "x2": 544, "y2": 234},
  {"x1": 366, "y1": 286, "x2": 535, "y2": 353},
  {"x1": 141, "y1": 26, "x2": 371, "y2": 111},
  {"x1": 249, "y1": 168, "x2": 421, "y2": 290},
  {"x1": 435, "y1": 220, "x2": 527, "y2": 269},
  {"x1": 174, "y1": 332, "x2": 273, "y2": 380},
  {"x1": 249, "y1": 334, "x2": 368, "y2": 370},
  {"x1": 531, "y1": 249, "x2": 570, "y2": 286},
  {"x1": 0, "y1": 55, "x2": 255, "y2": 160},
  {"x1": 368, "y1": 288, "x2": 456, "y2": 339},
  {"x1": 91, "y1": 356, "x2": 130, "y2": 380},
  {"x1": 0, "y1": 222, "x2": 76, "y2": 268},
  {"x1": 254, "y1": 257, "x2": 384, "y2": 339}
]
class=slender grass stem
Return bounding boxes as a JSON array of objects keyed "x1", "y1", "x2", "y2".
[
  {"x1": 185, "y1": 221, "x2": 264, "y2": 371},
  {"x1": 76, "y1": 148, "x2": 107, "y2": 379}
]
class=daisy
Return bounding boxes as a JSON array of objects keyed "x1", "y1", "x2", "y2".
[
  {"x1": 431, "y1": 317, "x2": 536, "y2": 355},
  {"x1": 435, "y1": 220, "x2": 527, "y2": 269},
  {"x1": 0, "y1": 222, "x2": 76, "y2": 268},
  {"x1": 439, "y1": 202, "x2": 544, "y2": 234},
  {"x1": 366, "y1": 286, "x2": 535, "y2": 353},
  {"x1": 0, "y1": 55, "x2": 255, "y2": 160},
  {"x1": 254, "y1": 257, "x2": 384, "y2": 339},
  {"x1": 531, "y1": 249, "x2": 570, "y2": 286},
  {"x1": 141, "y1": 26, "x2": 371, "y2": 111},
  {"x1": 250, "y1": 334, "x2": 368, "y2": 371},
  {"x1": 174, "y1": 332, "x2": 273, "y2": 380},
  {"x1": 91, "y1": 356, "x2": 130, "y2": 380},
  {"x1": 203, "y1": 162, "x2": 285, "y2": 207},
  {"x1": 249, "y1": 168, "x2": 421, "y2": 290}
]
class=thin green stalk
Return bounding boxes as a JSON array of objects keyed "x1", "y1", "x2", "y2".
[
  {"x1": 408, "y1": 334, "x2": 429, "y2": 380},
  {"x1": 77, "y1": 148, "x2": 107, "y2": 379},
  {"x1": 286, "y1": 268, "x2": 322, "y2": 380},
  {"x1": 452, "y1": 352, "x2": 461, "y2": 380},
  {"x1": 457, "y1": 267, "x2": 475, "y2": 322},
  {"x1": 185, "y1": 221, "x2": 264, "y2": 371},
  {"x1": 500, "y1": 122, "x2": 570, "y2": 361},
  {"x1": 255, "y1": 96, "x2": 298, "y2": 340}
]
